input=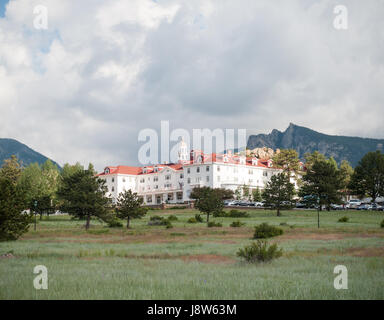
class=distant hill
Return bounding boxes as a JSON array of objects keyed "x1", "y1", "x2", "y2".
[
  {"x1": 0, "y1": 138, "x2": 61, "y2": 169},
  {"x1": 247, "y1": 123, "x2": 384, "y2": 167}
]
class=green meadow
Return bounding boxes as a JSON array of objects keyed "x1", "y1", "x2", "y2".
[{"x1": 1, "y1": 208, "x2": 383, "y2": 299}]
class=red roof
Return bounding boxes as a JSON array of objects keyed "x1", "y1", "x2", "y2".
[{"x1": 98, "y1": 164, "x2": 183, "y2": 176}]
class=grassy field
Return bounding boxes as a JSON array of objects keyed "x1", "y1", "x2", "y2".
[{"x1": 1, "y1": 208, "x2": 384, "y2": 299}]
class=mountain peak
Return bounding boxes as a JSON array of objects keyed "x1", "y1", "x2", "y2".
[
  {"x1": 0, "y1": 138, "x2": 60, "y2": 169},
  {"x1": 247, "y1": 125, "x2": 384, "y2": 167}
]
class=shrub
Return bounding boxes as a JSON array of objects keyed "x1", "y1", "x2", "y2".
[
  {"x1": 213, "y1": 210, "x2": 227, "y2": 217},
  {"x1": 228, "y1": 209, "x2": 249, "y2": 218},
  {"x1": 106, "y1": 217, "x2": 123, "y2": 228},
  {"x1": 167, "y1": 215, "x2": 178, "y2": 221},
  {"x1": 230, "y1": 221, "x2": 245, "y2": 227},
  {"x1": 207, "y1": 221, "x2": 222, "y2": 227},
  {"x1": 338, "y1": 216, "x2": 349, "y2": 223},
  {"x1": 187, "y1": 217, "x2": 197, "y2": 224},
  {"x1": 195, "y1": 214, "x2": 204, "y2": 222},
  {"x1": 165, "y1": 220, "x2": 173, "y2": 229},
  {"x1": 169, "y1": 206, "x2": 188, "y2": 210},
  {"x1": 237, "y1": 240, "x2": 283, "y2": 263},
  {"x1": 253, "y1": 223, "x2": 283, "y2": 239},
  {"x1": 380, "y1": 220, "x2": 384, "y2": 228},
  {"x1": 148, "y1": 216, "x2": 167, "y2": 226},
  {"x1": 213, "y1": 209, "x2": 249, "y2": 218},
  {"x1": 150, "y1": 215, "x2": 163, "y2": 221}
]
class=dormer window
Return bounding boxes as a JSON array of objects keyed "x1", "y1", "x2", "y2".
[
  {"x1": 267, "y1": 160, "x2": 273, "y2": 168},
  {"x1": 239, "y1": 156, "x2": 246, "y2": 165},
  {"x1": 154, "y1": 166, "x2": 159, "y2": 173},
  {"x1": 143, "y1": 167, "x2": 148, "y2": 174},
  {"x1": 252, "y1": 158, "x2": 258, "y2": 166},
  {"x1": 104, "y1": 168, "x2": 110, "y2": 174}
]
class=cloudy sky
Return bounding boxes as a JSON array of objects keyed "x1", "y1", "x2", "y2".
[{"x1": 0, "y1": 0, "x2": 383, "y2": 171}]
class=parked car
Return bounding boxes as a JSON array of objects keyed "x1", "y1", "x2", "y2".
[
  {"x1": 347, "y1": 199, "x2": 362, "y2": 209},
  {"x1": 295, "y1": 202, "x2": 307, "y2": 209},
  {"x1": 370, "y1": 203, "x2": 383, "y2": 211},
  {"x1": 356, "y1": 203, "x2": 372, "y2": 210},
  {"x1": 254, "y1": 202, "x2": 264, "y2": 207},
  {"x1": 331, "y1": 204, "x2": 345, "y2": 210}
]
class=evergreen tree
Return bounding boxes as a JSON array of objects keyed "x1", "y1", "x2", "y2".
[
  {"x1": 299, "y1": 159, "x2": 344, "y2": 211},
  {"x1": 349, "y1": 151, "x2": 384, "y2": 203},
  {"x1": 57, "y1": 165, "x2": 110, "y2": 230},
  {"x1": 262, "y1": 173, "x2": 295, "y2": 216},
  {"x1": 0, "y1": 156, "x2": 31, "y2": 241},
  {"x1": 115, "y1": 190, "x2": 148, "y2": 229},
  {"x1": 273, "y1": 149, "x2": 301, "y2": 174},
  {"x1": 190, "y1": 187, "x2": 226, "y2": 224},
  {"x1": 252, "y1": 187, "x2": 262, "y2": 202}
]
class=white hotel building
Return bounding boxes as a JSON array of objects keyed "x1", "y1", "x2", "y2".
[{"x1": 98, "y1": 140, "x2": 285, "y2": 205}]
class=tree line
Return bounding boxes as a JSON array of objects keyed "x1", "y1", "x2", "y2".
[
  {"x1": 1, "y1": 149, "x2": 383, "y2": 240},
  {"x1": 0, "y1": 157, "x2": 147, "y2": 241}
]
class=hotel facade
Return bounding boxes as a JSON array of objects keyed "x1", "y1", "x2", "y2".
[{"x1": 98, "y1": 140, "x2": 293, "y2": 205}]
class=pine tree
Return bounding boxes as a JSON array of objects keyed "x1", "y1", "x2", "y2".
[
  {"x1": 0, "y1": 156, "x2": 31, "y2": 241},
  {"x1": 349, "y1": 151, "x2": 384, "y2": 203},
  {"x1": 115, "y1": 190, "x2": 147, "y2": 229},
  {"x1": 57, "y1": 165, "x2": 110, "y2": 230},
  {"x1": 262, "y1": 173, "x2": 295, "y2": 216},
  {"x1": 252, "y1": 187, "x2": 262, "y2": 202}
]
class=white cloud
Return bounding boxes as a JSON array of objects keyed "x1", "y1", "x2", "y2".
[{"x1": 0, "y1": 0, "x2": 383, "y2": 171}]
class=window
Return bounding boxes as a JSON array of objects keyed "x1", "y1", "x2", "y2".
[
  {"x1": 217, "y1": 176, "x2": 221, "y2": 182},
  {"x1": 123, "y1": 178, "x2": 126, "y2": 182},
  {"x1": 177, "y1": 192, "x2": 183, "y2": 200},
  {"x1": 154, "y1": 185, "x2": 158, "y2": 189},
  {"x1": 180, "y1": 174, "x2": 184, "y2": 179},
  {"x1": 154, "y1": 176, "x2": 158, "y2": 182},
  {"x1": 196, "y1": 167, "x2": 200, "y2": 173},
  {"x1": 140, "y1": 178, "x2": 145, "y2": 183},
  {"x1": 263, "y1": 171, "x2": 268, "y2": 177},
  {"x1": 165, "y1": 175, "x2": 171, "y2": 180},
  {"x1": 196, "y1": 177, "x2": 201, "y2": 183},
  {"x1": 146, "y1": 196, "x2": 152, "y2": 203},
  {"x1": 217, "y1": 166, "x2": 220, "y2": 172},
  {"x1": 111, "y1": 187, "x2": 115, "y2": 192},
  {"x1": 187, "y1": 168, "x2": 190, "y2": 174},
  {"x1": 187, "y1": 178, "x2": 191, "y2": 184},
  {"x1": 206, "y1": 176, "x2": 210, "y2": 182},
  {"x1": 112, "y1": 178, "x2": 115, "y2": 183},
  {"x1": 206, "y1": 166, "x2": 210, "y2": 172}
]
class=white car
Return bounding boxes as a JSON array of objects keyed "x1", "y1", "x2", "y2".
[{"x1": 346, "y1": 199, "x2": 362, "y2": 209}]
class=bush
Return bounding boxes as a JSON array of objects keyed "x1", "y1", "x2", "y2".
[
  {"x1": 230, "y1": 221, "x2": 245, "y2": 227},
  {"x1": 213, "y1": 209, "x2": 249, "y2": 218},
  {"x1": 107, "y1": 219, "x2": 123, "y2": 228},
  {"x1": 237, "y1": 240, "x2": 283, "y2": 263},
  {"x1": 167, "y1": 215, "x2": 178, "y2": 221},
  {"x1": 150, "y1": 215, "x2": 163, "y2": 221},
  {"x1": 148, "y1": 216, "x2": 167, "y2": 226},
  {"x1": 195, "y1": 214, "x2": 204, "y2": 222},
  {"x1": 165, "y1": 220, "x2": 173, "y2": 229},
  {"x1": 253, "y1": 223, "x2": 283, "y2": 239},
  {"x1": 380, "y1": 220, "x2": 384, "y2": 228},
  {"x1": 228, "y1": 209, "x2": 249, "y2": 218},
  {"x1": 207, "y1": 221, "x2": 222, "y2": 227},
  {"x1": 338, "y1": 216, "x2": 349, "y2": 223},
  {"x1": 213, "y1": 210, "x2": 227, "y2": 217},
  {"x1": 187, "y1": 217, "x2": 197, "y2": 224}
]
